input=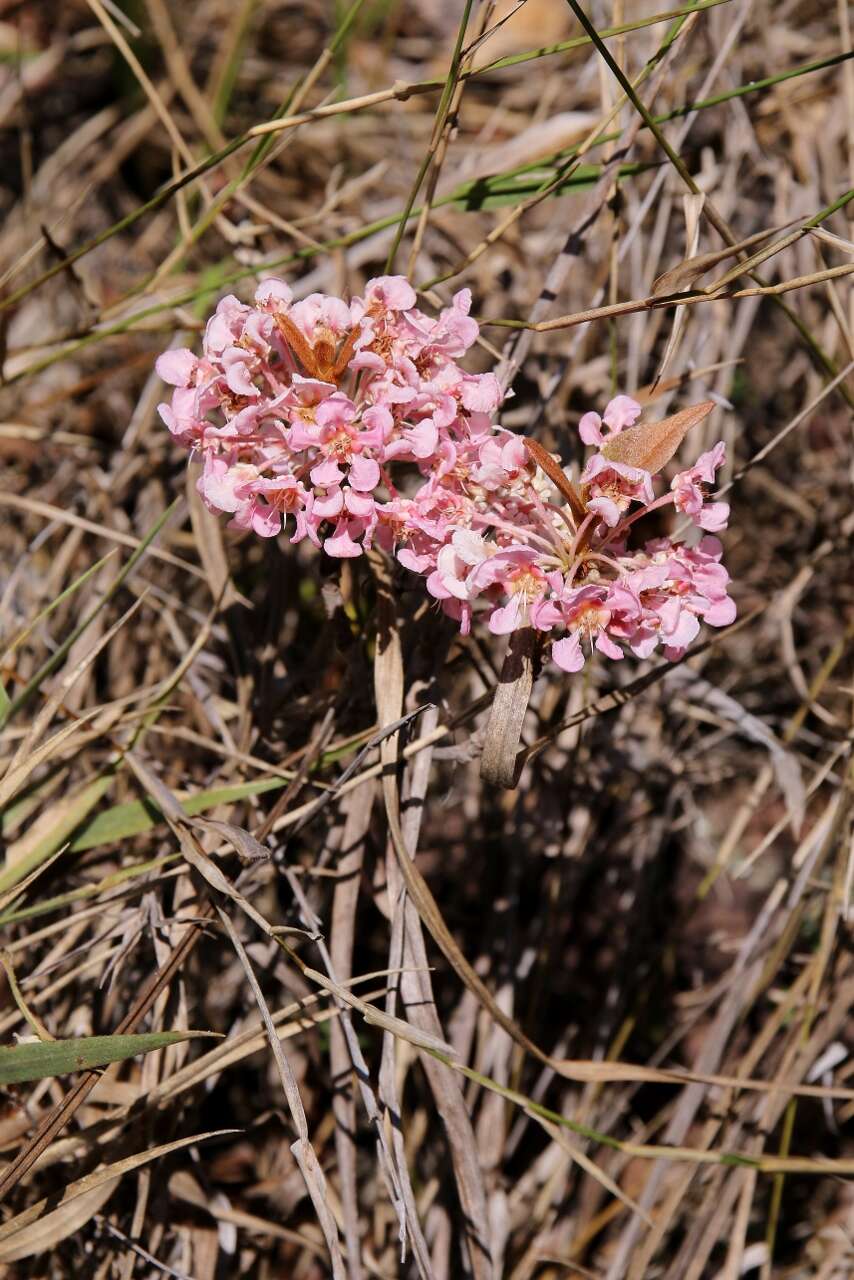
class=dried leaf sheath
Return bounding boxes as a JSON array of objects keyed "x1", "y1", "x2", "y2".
[{"x1": 480, "y1": 627, "x2": 537, "y2": 788}]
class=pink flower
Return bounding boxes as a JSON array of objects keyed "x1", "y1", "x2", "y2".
[
  {"x1": 554, "y1": 584, "x2": 624, "y2": 662},
  {"x1": 254, "y1": 277, "x2": 293, "y2": 310},
  {"x1": 221, "y1": 346, "x2": 260, "y2": 398},
  {"x1": 157, "y1": 278, "x2": 735, "y2": 682},
  {"x1": 288, "y1": 294, "x2": 354, "y2": 347},
  {"x1": 429, "y1": 530, "x2": 490, "y2": 602},
  {"x1": 247, "y1": 475, "x2": 316, "y2": 543},
  {"x1": 582, "y1": 453, "x2": 655, "y2": 527},
  {"x1": 157, "y1": 387, "x2": 206, "y2": 447},
  {"x1": 404, "y1": 290, "x2": 479, "y2": 363},
  {"x1": 671, "y1": 441, "x2": 729, "y2": 530},
  {"x1": 198, "y1": 454, "x2": 258, "y2": 514},
  {"x1": 579, "y1": 394, "x2": 641, "y2": 446},
  {"x1": 460, "y1": 372, "x2": 502, "y2": 414},
  {"x1": 205, "y1": 295, "x2": 252, "y2": 356},
  {"x1": 472, "y1": 434, "x2": 528, "y2": 490},
  {"x1": 360, "y1": 275, "x2": 417, "y2": 313},
  {"x1": 487, "y1": 563, "x2": 546, "y2": 634}
]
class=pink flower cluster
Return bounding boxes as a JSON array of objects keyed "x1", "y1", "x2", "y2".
[{"x1": 157, "y1": 276, "x2": 735, "y2": 672}]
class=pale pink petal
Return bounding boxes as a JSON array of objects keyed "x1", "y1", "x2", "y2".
[
  {"x1": 662, "y1": 604, "x2": 700, "y2": 649},
  {"x1": 529, "y1": 599, "x2": 562, "y2": 631},
  {"x1": 697, "y1": 501, "x2": 730, "y2": 531},
  {"x1": 360, "y1": 404, "x2": 393, "y2": 444},
  {"x1": 365, "y1": 275, "x2": 417, "y2": 311},
  {"x1": 224, "y1": 359, "x2": 259, "y2": 398},
  {"x1": 697, "y1": 535, "x2": 724, "y2": 558},
  {"x1": 255, "y1": 278, "x2": 292, "y2": 308},
  {"x1": 251, "y1": 502, "x2": 282, "y2": 538},
  {"x1": 344, "y1": 489, "x2": 375, "y2": 518},
  {"x1": 629, "y1": 631, "x2": 659, "y2": 659},
  {"x1": 488, "y1": 595, "x2": 523, "y2": 635},
  {"x1": 552, "y1": 632, "x2": 585, "y2": 673},
  {"x1": 313, "y1": 488, "x2": 344, "y2": 518},
  {"x1": 501, "y1": 436, "x2": 528, "y2": 471},
  {"x1": 595, "y1": 630, "x2": 624, "y2": 660},
  {"x1": 461, "y1": 373, "x2": 501, "y2": 413},
  {"x1": 426, "y1": 569, "x2": 450, "y2": 599},
  {"x1": 311, "y1": 458, "x2": 345, "y2": 486},
  {"x1": 315, "y1": 395, "x2": 356, "y2": 429},
  {"x1": 348, "y1": 454, "x2": 380, "y2": 491},
  {"x1": 578, "y1": 412, "x2": 604, "y2": 446},
  {"x1": 325, "y1": 522, "x2": 362, "y2": 557},
  {"x1": 408, "y1": 420, "x2": 439, "y2": 459},
  {"x1": 602, "y1": 395, "x2": 641, "y2": 433},
  {"x1": 398, "y1": 547, "x2": 433, "y2": 574},
  {"x1": 156, "y1": 349, "x2": 197, "y2": 386},
  {"x1": 452, "y1": 528, "x2": 488, "y2": 566},
  {"x1": 704, "y1": 596, "x2": 736, "y2": 626},
  {"x1": 693, "y1": 441, "x2": 726, "y2": 483},
  {"x1": 586, "y1": 495, "x2": 622, "y2": 527}
]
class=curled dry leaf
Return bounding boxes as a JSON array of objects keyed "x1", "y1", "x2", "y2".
[{"x1": 650, "y1": 220, "x2": 797, "y2": 296}]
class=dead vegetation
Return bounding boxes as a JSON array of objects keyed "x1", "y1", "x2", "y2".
[{"x1": 0, "y1": 0, "x2": 852, "y2": 1276}]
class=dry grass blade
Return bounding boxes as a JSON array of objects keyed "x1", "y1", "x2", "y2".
[
  {"x1": 651, "y1": 192, "x2": 704, "y2": 387},
  {"x1": 215, "y1": 906, "x2": 346, "y2": 1280},
  {"x1": 5, "y1": 593, "x2": 144, "y2": 778},
  {"x1": 302, "y1": 964, "x2": 454, "y2": 1055},
  {"x1": 666, "y1": 667, "x2": 806, "y2": 834},
  {"x1": 124, "y1": 750, "x2": 284, "y2": 938},
  {"x1": 372, "y1": 558, "x2": 491, "y2": 1277},
  {"x1": 0, "y1": 1131, "x2": 236, "y2": 1261}
]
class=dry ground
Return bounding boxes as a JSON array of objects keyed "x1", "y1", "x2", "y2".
[{"x1": 0, "y1": 1, "x2": 852, "y2": 1277}]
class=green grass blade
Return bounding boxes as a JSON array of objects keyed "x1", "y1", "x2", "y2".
[
  {"x1": 0, "y1": 1031, "x2": 216, "y2": 1085},
  {"x1": 443, "y1": 161, "x2": 659, "y2": 211},
  {"x1": 67, "y1": 775, "x2": 289, "y2": 853}
]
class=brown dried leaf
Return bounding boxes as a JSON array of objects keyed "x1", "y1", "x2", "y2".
[
  {"x1": 523, "y1": 437, "x2": 587, "y2": 521},
  {"x1": 601, "y1": 401, "x2": 715, "y2": 474}
]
